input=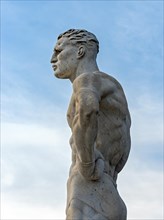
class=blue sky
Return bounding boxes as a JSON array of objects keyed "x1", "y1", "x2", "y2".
[{"x1": 1, "y1": 1, "x2": 163, "y2": 219}]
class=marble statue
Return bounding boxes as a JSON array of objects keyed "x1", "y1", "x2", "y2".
[{"x1": 51, "y1": 29, "x2": 131, "y2": 220}]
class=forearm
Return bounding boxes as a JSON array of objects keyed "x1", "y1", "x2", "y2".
[
  {"x1": 73, "y1": 110, "x2": 105, "y2": 180},
  {"x1": 73, "y1": 110, "x2": 98, "y2": 164}
]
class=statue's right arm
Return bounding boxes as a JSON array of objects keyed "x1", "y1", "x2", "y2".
[{"x1": 72, "y1": 77, "x2": 104, "y2": 180}]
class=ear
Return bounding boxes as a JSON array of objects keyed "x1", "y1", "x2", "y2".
[{"x1": 77, "y1": 46, "x2": 85, "y2": 59}]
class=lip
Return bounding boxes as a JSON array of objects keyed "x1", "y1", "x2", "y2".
[{"x1": 52, "y1": 65, "x2": 57, "y2": 70}]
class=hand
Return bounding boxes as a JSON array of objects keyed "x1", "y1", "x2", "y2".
[
  {"x1": 90, "y1": 150, "x2": 105, "y2": 180},
  {"x1": 77, "y1": 149, "x2": 105, "y2": 181}
]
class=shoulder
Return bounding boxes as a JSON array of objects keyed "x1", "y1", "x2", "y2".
[
  {"x1": 73, "y1": 72, "x2": 98, "y2": 86},
  {"x1": 73, "y1": 71, "x2": 115, "y2": 88},
  {"x1": 73, "y1": 72, "x2": 100, "y2": 94},
  {"x1": 73, "y1": 71, "x2": 124, "y2": 96}
]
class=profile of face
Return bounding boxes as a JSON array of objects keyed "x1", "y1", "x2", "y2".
[{"x1": 51, "y1": 37, "x2": 80, "y2": 80}]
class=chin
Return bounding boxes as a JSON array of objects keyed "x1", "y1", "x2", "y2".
[{"x1": 54, "y1": 71, "x2": 69, "y2": 79}]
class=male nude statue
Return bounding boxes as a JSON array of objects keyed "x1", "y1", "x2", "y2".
[{"x1": 51, "y1": 29, "x2": 131, "y2": 220}]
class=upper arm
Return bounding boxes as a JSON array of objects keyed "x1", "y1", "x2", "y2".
[
  {"x1": 73, "y1": 75, "x2": 100, "y2": 115},
  {"x1": 76, "y1": 88, "x2": 100, "y2": 115}
]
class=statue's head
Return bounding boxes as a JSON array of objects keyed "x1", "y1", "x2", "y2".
[
  {"x1": 51, "y1": 29, "x2": 99, "y2": 81},
  {"x1": 58, "y1": 29, "x2": 99, "y2": 56}
]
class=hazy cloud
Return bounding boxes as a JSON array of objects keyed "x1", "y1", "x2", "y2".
[{"x1": 1, "y1": 1, "x2": 163, "y2": 219}]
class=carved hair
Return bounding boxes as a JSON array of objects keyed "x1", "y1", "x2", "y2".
[{"x1": 58, "y1": 29, "x2": 99, "y2": 54}]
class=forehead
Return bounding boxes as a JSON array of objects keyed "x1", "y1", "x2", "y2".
[{"x1": 55, "y1": 37, "x2": 71, "y2": 49}]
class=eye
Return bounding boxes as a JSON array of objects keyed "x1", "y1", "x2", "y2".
[{"x1": 55, "y1": 49, "x2": 62, "y2": 55}]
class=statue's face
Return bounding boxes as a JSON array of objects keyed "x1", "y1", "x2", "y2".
[{"x1": 51, "y1": 37, "x2": 79, "y2": 79}]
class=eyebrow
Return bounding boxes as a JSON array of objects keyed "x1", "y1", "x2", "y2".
[{"x1": 54, "y1": 45, "x2": 60, "y2": 51}]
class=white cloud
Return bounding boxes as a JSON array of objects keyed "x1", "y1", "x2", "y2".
[
  {"x1": 119, "y1": 90, "x2": 163, "y2": 219},
  {"x1": 1, "y1": 122, "x2": 71, "y2": 219},
  {"x1": 1, "y1": 119, "x2": 163, "y2": 219},
  {"x1": 1, "y1": 122, "x2": 69, "y2": 149},
  {"x1": 119, "y1": 168, "x2": 163, "y2": 219},
  {"x1": 1, "y1": 193, "x2": 66, "y2": 219},
  {"x1": 130, "y1": 92, "x2": 163, "y2": 145}
]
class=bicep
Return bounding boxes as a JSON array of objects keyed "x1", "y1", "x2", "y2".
[{"x1": 76, "y1": 88, "x2": 100, "y2": 116}]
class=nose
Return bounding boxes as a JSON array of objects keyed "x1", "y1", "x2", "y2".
[{"x1": 50, "y1": 53, "x2": 57, "y2": 63}]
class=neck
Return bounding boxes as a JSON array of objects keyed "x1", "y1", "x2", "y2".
[{"x1": 69, "y1": 59, "x2": 99, "y2": 83}]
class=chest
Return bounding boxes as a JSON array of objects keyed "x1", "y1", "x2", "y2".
[{"x1": 67, "y1": 94, "x2": 78, "y2": 128}]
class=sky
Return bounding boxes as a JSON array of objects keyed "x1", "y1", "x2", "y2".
[{"x1": 1, "y1": 0, "x2": 163, "y2": 219}]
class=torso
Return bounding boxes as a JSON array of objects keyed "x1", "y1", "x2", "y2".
[{"x1": 67, "y1": 71, "x2": 131, "y2": 177}]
